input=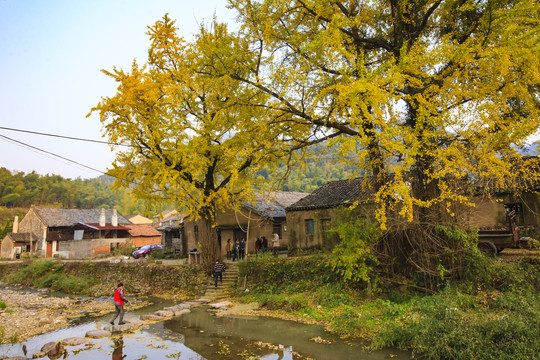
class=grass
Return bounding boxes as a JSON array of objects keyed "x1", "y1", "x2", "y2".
[
  {"x1": 237, "y1": 252, "x2": 540, "y2": 359},
  {"x1": 5, "y1": 259, "x2": 99, "y2": 295}
]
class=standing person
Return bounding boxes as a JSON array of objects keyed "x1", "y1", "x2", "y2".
[
  {"x1": 232, "y1": 239, "x2": 239, "y2": 261},
  {"x1": 255, "y1": 237, "x2": 262, "y2": 258},
  {"x1": 239, "y1": 237, "x2": 246, "y2": 260},
  {"x1": 225, "y1": 239, "x2": 232, "y2": 260},
  {"x1": 213, "y1": 260, "x2": 226, "y2": 288},
  {"x1": 271, "y1": 232, "x2": 280, "y2": 256},
  {"x1": 111, "y1": 282, "x2": 128, "y2": 325},
  {"x1": 261, "y1": 236, "x2": 268, "y2": 254}
]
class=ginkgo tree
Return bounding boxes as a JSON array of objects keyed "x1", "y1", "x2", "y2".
[
  {"x1": 90, "y1": 15, "x2": 285, "y2": 268},
  {"x1": 223, "y1": 0, "x2": 540, "y2": 280}
]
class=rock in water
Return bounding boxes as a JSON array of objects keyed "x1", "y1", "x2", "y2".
[
  {"x1": 62, "y1": 337, "x2": 91, "y2": 346},
  {"x1": 41, "y1": 341, "x2": 64, "y2": 357},
  {"x1": 155, "y1": 310, "x2": 175, "y2": 317},
  {"x1": 85, "y1": 329, "x2": 111, "y2": 338}
]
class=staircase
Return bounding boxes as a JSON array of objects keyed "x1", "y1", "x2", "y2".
[{"x1": 202, "y1": 260, "x2": 239, "y2": 301}]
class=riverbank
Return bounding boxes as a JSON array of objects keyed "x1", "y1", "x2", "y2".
[
  {"x1": 236, "y1": 253, "x2": 540, "y2": 359},
  {"x1": 0, "y1": 288, "x2": 150, "y2": 343},
  {"x1": 0, "y1": 259, "x2": 205, "y2": 299}
]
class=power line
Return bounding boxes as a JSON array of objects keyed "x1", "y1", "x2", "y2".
[
  {"x1": 0, "y1": 126, "x2": 131, "y2": 147},
  {"x1": 0, "y1": 134, "x2": 106, "y2": 175}
]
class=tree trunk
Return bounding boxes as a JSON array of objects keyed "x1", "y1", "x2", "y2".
[{"x1": 198, "y1": 207, "x2": 220, "y2": 273}]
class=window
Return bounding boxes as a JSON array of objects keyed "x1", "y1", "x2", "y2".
[
  {"x1": 74, "y1": 230, "x2": 84, "y2": 240},
  {"x1": 272, "y1": 223, "x2": 281, "y2": 238},
  {"x1": 194, "y1": 225, "x2": 199, "y2": 233},
  {"x1": 305, "y1": 219, "x2": 314, "y2": 236}
]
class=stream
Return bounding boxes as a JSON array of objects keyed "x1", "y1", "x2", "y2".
[{"x1": 0, "y1": 294, "x2": 411, "y2": 359}]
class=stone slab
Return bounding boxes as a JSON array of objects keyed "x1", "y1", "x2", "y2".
[
  {"x1": 173, "y1": 309, "x2": 191, "y2": 316},
  {"x1": 209, "y1": 301, "x2": 232, "y2": 309},
  {"x1": 104, "y1": 323, "x2": 134, "y2": 332},
  {"x1": 155, "y1": 310, "x2": 175, "y2": 317},
  {"x1": 140, "y1": 314, "x2": 163, "y2": 321},
  {"x1": 62, "y1": 337, "x2": 92, "y2": 346},
  {"x1": 216, "y1": 302, "x2": 259, "y2": 318},
  {"x1": 85, "y1": 329, "x2": 111, "y2": 338}
]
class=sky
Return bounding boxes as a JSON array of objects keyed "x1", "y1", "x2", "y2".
[{"x1": 0, "y1": 0, "x2": 236, "y2": 179}]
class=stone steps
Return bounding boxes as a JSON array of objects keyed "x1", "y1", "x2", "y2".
[{"x1": 204, "y1": 261, "x2": 240, "y2": 300}]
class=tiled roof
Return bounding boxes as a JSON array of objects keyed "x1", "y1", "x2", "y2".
[
  {"x1": 244, "y1": 191, "x2": 309, "y2": 218},
  {"x1": 32, "y1": 208, "x2": 131, "y2": 227},
  {"x1": 155, "y1": 213, "x2": 185, "y2": 231},
  {"x1": 81, "y1": 223, "x2": 130, "y2": 231},
  {"x1": 286, "y1": 178, "x2": 372, "y2": 211},
  {"x1": 124, "y1": 224, "x2": 161, "y2": 237},
  {"x1": 126, "y1": 214, "x2": 153, "y2": 224},
  {"x1": 5, "y1": 232, "x2": 31, "y2": 243}
]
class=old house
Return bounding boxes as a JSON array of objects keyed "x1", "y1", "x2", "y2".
[
  {"x1": 124, "y1": 223, "x2": 162, "y2": 247},
  {"x1": 287, "y1": 174, "x2": 540, "y2": 251},
  {"x1": 183, "y1": 192, "x2": 308, "y2": 258},
  {"x1": 156, "y1": 213, "x2": 186, "y2": 255},
  {"x1": 1, "y1": 233, "x2": 32, "y2": 259},
  {"x1": 126, "y1": 214, "x2": 153, "y2": 224},
  {"x1": 14, "y1": 207, "x2": 132, "y2": 258},
  {"x1": 286, "y1": 178, "x2": 374, "y2": 250},
  {"x1": 153, "y1": 209, "x2": 178, "y2": 223}
]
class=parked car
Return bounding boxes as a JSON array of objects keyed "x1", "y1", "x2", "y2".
[{"x1": 132, "y1": 244, "x2": 164, "y2": 259}]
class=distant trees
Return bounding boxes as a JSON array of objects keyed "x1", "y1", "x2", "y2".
[{"x1": 0, "y1": 168, "x2": 174, "y2": 216}]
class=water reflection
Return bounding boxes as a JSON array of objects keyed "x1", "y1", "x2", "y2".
[
  {"x1": 111, "y1": 335, "x2": 126, "y2": 360},
  {"x1": 0, "y1": 301, "x2": 411, "y2": 359},
  {"x1": 163, "y1": 307, "x2": 410, "y2": 360}
]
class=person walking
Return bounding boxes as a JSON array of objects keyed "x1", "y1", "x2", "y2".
[
  {"x1": 111, "y1": 282, "x2": 128, "y2": 325},
  {"x1": 225, "y1": 239, "x2": 232, "y2": 260},
  {"x1": 213, "y1": 260, "x2": 226, "y2": 288}
]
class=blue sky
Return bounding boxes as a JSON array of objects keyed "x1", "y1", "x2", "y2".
[{"x1": 0, "y1": 0, "x2": 235, "y2": 179}]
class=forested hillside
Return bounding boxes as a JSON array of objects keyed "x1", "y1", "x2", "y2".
[
  {"x1": 0, "y1": 168, "x2": 174, "y2": 228},
  {"x1": 0, "y1": 146, "x2": 359, "y2": 229}
]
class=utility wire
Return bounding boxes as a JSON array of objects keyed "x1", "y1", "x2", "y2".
[
  {"x1": 0, "y1": 134, "x2": 106, "y2": 175},
  {"x1": 0, "y1": 126, "x2": 131, "y2": 147}
]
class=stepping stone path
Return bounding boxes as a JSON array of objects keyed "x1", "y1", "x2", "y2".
[{"x1": 28, "y1": 266, "x2": 241, "y2": 359}]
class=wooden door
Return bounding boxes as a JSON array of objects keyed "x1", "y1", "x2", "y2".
[{"x1": 46, "y1": 242, "x2": 53, "y2": 258}]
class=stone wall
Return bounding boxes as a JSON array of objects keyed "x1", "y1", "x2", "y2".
[{"x1": 0, "y1": 261, "x2": 205, "y2": 298}]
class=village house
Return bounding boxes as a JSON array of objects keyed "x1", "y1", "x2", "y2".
[
  {"x1": 183, "y1": 192, "x2": 308, "y2": 258},
  {"x1": 285, "y1": 178, "x2": 373, "y2": 251},
  {"x1": 1, "y1": 207, "x2": 132, "y2": 259},
  {"x1": 153, "y1": 209, "x2": 178, "y2": 223},
  {"x1": 286, "y1": 176, "x2": 540, "y2": 251},
  {"x1": 155, "y1": 213, "x2": 186, "y2": 255},
  {"x1": 124, "y1": 223, "x2": 162, "y2": 248},
  {"x1": 126, "y1": 214, "x2": 153, "y2": 224}
]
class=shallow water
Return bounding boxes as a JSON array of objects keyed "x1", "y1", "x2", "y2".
[{"x1": 0, "y1": 300, "x2": 411, "y2": 359}]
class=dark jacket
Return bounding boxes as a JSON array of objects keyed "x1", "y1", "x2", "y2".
[{"x1": 214, "y1": 262, "x2": 226, "y2": 274}]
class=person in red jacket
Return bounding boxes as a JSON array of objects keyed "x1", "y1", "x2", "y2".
[{"x1": 110, "y1": 282, "x2": 128, "y2": 325}]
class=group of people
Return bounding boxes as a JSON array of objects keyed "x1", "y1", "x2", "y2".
[
  {"x1": 225, "y1": 232, "x2": 281, "y2": 260},
  {"x1": 225, "y1": 238, "x2": 247, "y2": 261}
]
